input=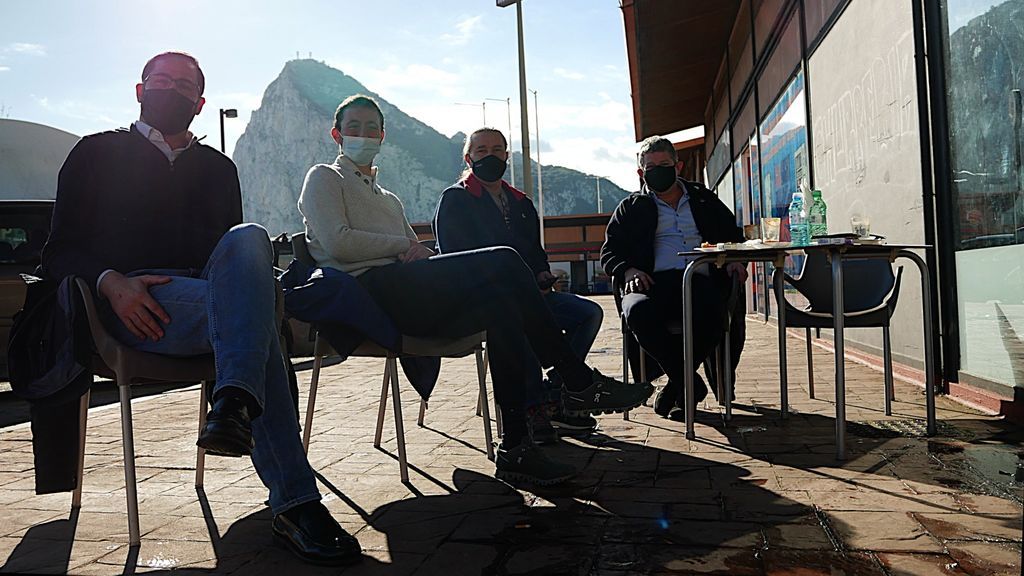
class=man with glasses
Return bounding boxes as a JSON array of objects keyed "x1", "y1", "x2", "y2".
[{"x1": 40, "y1": 51, "x2": 362, "y2": 566}]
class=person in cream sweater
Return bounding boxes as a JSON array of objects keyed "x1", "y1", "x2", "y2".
[{"x1": 298, "y1": 95, "x2": 652, "y2": 486}]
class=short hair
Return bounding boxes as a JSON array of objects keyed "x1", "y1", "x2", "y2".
[
  {"x1": 141, "y1": 51, "x2": 205, "y2": 95},
  {"x1": 637, "y1": 135, "x2": 677, "y2": 166},
  {"x1": 334, "y1": 95, "x2": 385, "y2": 131},
  {"x1": 462, "y1": 127, "x2": 508, "y2": 156}
]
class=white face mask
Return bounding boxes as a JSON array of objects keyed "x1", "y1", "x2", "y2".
[{"x1": 341, "y1": 135, "x2": 381, "y2": 166}]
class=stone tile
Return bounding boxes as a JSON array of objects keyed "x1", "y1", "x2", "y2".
[
  {"x1": 914, "y1": 512, "x2": 1022, "y2": 543},
  {"x1": 827, "y1": 511, "x2": 944, "y2": 553},
  {"x1": 875, "y1": 552, "x2": 969, "y2": 576},
  {"x1": 946, "y1": 542, "x2": 1022, "y2": 575}
]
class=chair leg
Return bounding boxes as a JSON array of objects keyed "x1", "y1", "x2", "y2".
[
  {"x1": 476, "y1": 349, "x2": 494, "y2": 460},
  {"x1": 388, "y1": 358, "x2": 409, "y2": 483},
  {"x1": 373, "y1": 360, "x2": 391, "y2": 448},
  {"x1": 72, "y1": 388, "x2": 91, "y2": 509},
  {"x1": 805, "y1": 327, "x2": 815, "y2": 399},
  {"x1": 302, "y1": 350, "x2": 325, "y2": 454},
  {"x1": 417, "y1": 399, "x2": 427, "y2": 427},
  {"x1": 621, "y1": 315, "x2": 630, "y2": 421},
  {"x1": 715, "y1": 345, "x2": 725, "y2": 405},
  {"x1": 723, "y1": 332, "x2": 733, "y2": 422},
  {"x1": 195, "y1": 381, "x2": 207, "y2": 488},
  {"x1": 883, "y1": 326, "x2": 894, "y2": 416},
  {"x1": 117, "y1": 376, "x2": 141, "y2": 547}
]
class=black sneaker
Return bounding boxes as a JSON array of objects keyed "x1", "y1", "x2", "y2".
[
  {"x1": 562, "y1": 369, "x2": 654, "y2": 416},
  {"x1": 550, "y1": 410, "x2": 598, "y2": 434},
  {"x1": 667, "y1": 374, "x2": 709, "y2": 422},
  {"x1": 495, "y1": 440, "x2": 576, "y2": 485},
  {"x1": 528, "y1": 405, "x2": 560, "y2": 446}
]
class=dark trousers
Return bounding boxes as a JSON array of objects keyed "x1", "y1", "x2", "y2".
[
  {"x1": 357, "y1": 247, "x2": 583, "y2": 437},
  {"x1": 621, "y1": 270, "x2": 726, "y2": 394}
]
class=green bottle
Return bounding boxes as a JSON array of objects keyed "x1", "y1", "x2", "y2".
[{"x1": 809, "y1": 189, "x2": 827, "y2": 238}]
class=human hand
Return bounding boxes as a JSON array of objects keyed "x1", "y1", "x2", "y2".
[
  {"x1": 536, "y1": 270, "x2": 557, "y2": 293},
  {"x1": 623, "y1": 267, "x2": 654, "y2": 294},
  {"x1": 726, "y1": 262, "x2": 749, "y2": 282},
  {"x1": 98, "y1": 272, "x2": 172, "y2": 341},
  {"x1": 400, "y1": 240, "x2": 434, "y2": 263}
]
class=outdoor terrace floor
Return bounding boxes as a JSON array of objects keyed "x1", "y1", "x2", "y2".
[{"x1": 0, "y1": 296, "x2": 1021, "y2": 575}]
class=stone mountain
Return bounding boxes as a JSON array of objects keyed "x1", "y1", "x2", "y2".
[{"x1": 233, "y1": 59, "x2": 628, "y2": 235}]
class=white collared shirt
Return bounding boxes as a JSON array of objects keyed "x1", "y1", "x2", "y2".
[{"x1": 133, "y1": 120, "x2": 196, "y2": 162}]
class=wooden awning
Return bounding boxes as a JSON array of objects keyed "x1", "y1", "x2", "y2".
[{"x1": 621, "y1": 0, "x2": 739, "y2": 141}]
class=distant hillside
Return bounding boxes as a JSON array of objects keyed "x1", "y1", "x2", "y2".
[{"x1": 233, "y1": 59, "x2": 628, "y2": 234}]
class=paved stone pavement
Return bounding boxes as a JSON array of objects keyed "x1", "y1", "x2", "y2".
[{"x1": 0, "y1": 296, "x2": 1021, "y2": 575}]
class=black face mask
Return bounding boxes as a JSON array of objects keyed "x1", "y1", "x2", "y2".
[
  {"x1": 643, "y1": 165, "x2": 677, "y2": 193},
  {"x1": 471, "y1": 155, "x2": 508, "y2": 183},
  {"x1": 141, "y1": 88, "x2": 198, "y2": 135}
]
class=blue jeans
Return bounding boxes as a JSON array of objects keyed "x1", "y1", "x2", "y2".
[
  {"x1": 525, "y1": 290, "x2": 604, "y2": 407},
  {"x1": 101, "y1": 224, "x2": 320, "y2": 515}
]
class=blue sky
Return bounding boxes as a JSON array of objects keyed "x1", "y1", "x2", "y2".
[{"x1": 0, "y1": 0, "x2": 661, "y2": 190}]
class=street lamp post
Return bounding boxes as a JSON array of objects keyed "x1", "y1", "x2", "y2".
[
  {"x1": 497, "y1": 0, "x2": 533, "y2": 199},
  {"x1": 529, "y1": 89, "x2": 544, "y2": 247},
  {"x1": 485, "y1": 97, "x2": 515, "y2": 188},
  {"x1": 591, "y1": 175, "x2": 603, "y2": 213},
  {"x1": 454, "y1": 101, "x2": 487, "y2": 126},
  {"x1": 219, "y1": 108, "x2": 238, "y2": 154}
]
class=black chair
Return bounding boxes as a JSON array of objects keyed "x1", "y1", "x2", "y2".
[
  {"x1": 615, "y1": 273, "x2": 743, "y2": 421},
  {"x1": 771, "y1": 250, "x2": 904, "y2": 415}
]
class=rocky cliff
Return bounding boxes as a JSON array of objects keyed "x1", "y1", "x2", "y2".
[{"x1": 233, "y1": 59, "x2": 627, "y2": 234}]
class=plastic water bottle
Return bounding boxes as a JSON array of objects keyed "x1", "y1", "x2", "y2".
[
  {"x1": 788, "y1": 191, "x2": 809, "y2": 246},
  {"x1": 809, "y1": 189, "x2": 828, "y2": 239}
]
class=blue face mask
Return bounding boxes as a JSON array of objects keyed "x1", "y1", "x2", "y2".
[{"x1": 341, "y1": 136, "x2": 381, "y2": 166}]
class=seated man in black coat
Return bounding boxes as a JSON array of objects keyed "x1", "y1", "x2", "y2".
[{"x1": 601, "y1": 136, "x2": 747, "y2": 419}]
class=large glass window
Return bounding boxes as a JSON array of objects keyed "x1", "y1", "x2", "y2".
[
  {"x1": 943, "y1": 0, "x2": 1024, "y2": 391},
  {"x1": 759, "y1": 70, "x2": 809, "y2": 222}
]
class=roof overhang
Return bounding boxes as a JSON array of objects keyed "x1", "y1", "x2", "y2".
[{"x1": 621, "y1": 0, "x2": 739, "y2": 141}]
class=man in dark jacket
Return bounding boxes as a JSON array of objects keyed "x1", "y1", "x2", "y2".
[
  {"x1": 39, "y1": 51, "x2": 360, "y2": 566},
  {"x1": 433, "y1": 128, "x2": 604, "y2": 443},
  {"x1": 601, "y1": 136, "x2": 747, "y2": 419}
]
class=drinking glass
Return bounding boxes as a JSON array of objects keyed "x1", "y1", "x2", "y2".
[
  {"x1": 850, "y1": 215, "x2": 871, "y2": 237},
  {"x1": 743, "y1": 223, "x2": 760, "y2": 240},
  {"x1": 761, "y1": 217, "x2": 781, "y2": 242}
]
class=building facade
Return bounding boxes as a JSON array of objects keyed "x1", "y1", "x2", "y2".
[{"x1": 622, "y1": 0, "x2": 1024, "y2": 414}]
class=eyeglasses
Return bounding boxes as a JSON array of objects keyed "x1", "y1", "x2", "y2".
[{"x1": 143, "y1": 73, "x2": 201, "y2": 98}]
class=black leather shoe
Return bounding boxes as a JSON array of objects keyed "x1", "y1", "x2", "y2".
[
  {"x1": 273, "y1": 501, "x2": 362, "y2": 566},
  {"x1": 654, "y1": 380, "x2": 680, "y2": 417},
  {"x1": 668, "y1": 375, "x2": 709, "y2": 422},
  {"x1": 196, "y1": 395, "x2": 254, "y2": 457}
]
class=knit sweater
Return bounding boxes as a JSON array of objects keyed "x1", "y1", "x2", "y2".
[
  {"x1": 297, "y1": 154, "x2": 417, "y2": 276},
  {"x1": 40, "y1": 126, "x2": 242, "y2": 287}
]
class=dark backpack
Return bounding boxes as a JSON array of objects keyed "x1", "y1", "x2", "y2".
[{"x1": 8, "y1": 275, "x2": 92, "y2": 405}]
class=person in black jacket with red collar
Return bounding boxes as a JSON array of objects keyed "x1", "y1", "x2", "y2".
[
  {"x1": 601, "y1": 136, "x2": 747, "y2": 418},
  {"x1": 434, "y1": 128, "x2": 604, "y2": 443}
]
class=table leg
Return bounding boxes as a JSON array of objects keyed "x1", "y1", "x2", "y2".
[
  {"x1": 682, "y1": 259, "x2": 706, "y2": 441},
  {"x1": 775, "y1": 260, "x2": 789, "y2": 418},
  {"x1": 831, "y1": 250, "x2": 847, "y2": 461}
]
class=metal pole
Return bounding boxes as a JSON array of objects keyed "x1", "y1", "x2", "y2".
[
  {"x1": 507, "y1": 98, "x2": 516, "y2": 188},
  {"x1": 482, "y1": 101, "x2": 487, "y2": 126},
  {"x1": 219, "y1": 109, "x2": 226, "y2": 153},
  {"x1": 597, "y1": 177, "x2": 602, "y2": 212},
  {"x1": 514, "y1": 0, "x2": 533, "y2": 198},
  {"x1": 531, "y1": 89, "x2": 544, "y2": 246}
]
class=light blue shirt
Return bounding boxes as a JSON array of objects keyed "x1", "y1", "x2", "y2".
[{"x1": 653, "y1": 193, "x2": 704, "y2": 272}]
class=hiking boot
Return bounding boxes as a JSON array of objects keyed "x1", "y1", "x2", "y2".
[
  {"x1": 562, "y1": 369, "x2": 654, "y2": 416},
  {"x1": 494, "y1": 440, "x2": 576, "y2": 485},
  {"x1": 550, "y1": 410, "x2": 598, "y2": 435},
  {"x1": 528, "y1": 404, "x2": 560, "y2": 446}
]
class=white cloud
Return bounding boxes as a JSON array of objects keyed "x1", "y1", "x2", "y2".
[
  {"x1": 0, "y1": 66, "x2": 9, "y2": 72},
  {"x1": 6, "y1": 43, "x2": 46, "y2": 56},
  {"x1": 32, "y1": 95, "x2": 121, "y2": 125},
  {"x1": 340, "y1": 61, "x2": 464, "y2": 99},
  {"x1": 538, "y1": 98, "x2": 633, "y2": 133},
  {"x1": 553, "y1": 67, "x2": 586, "y2": 81},
  {"x1": 206, "y1": 91, "x2": 262, "y2": 111},
  {"x1": 543, "y1": 134, "x2": 642, "y2": 192},
  {"x1": 440, "y1": 15, "x2": 483, "y2": 46}
]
